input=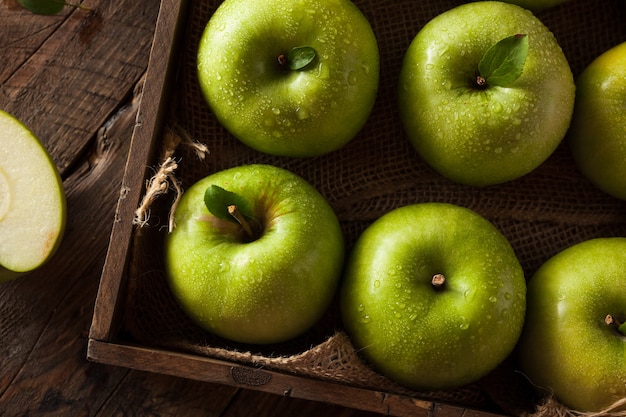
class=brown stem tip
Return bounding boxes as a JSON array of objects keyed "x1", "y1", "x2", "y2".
[
  {"x1": 228, "y1": 204, "x2": 254, "y2": 239},
  {"x1": 431, "y1": 273, "x2": 446, "y2": 288}
]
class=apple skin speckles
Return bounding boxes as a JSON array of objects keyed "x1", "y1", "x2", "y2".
[
  {"x1": 197, "y1": 0, "x2": 380, "y2": 157},
  {"x1": 398, "y1": 1, "x2": 574, "y2": 186}
]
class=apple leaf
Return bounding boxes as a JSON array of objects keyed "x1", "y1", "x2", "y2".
[
  {"x1": 477, "y1": 34, "x2": 529, "y2": 87},
  {"x1": 287, "y1": 46, "x2": 317, "y2": 71},
  {"x1": 204, "y1": 185, "x2": 254, "y2": 223},
  {"x1": 17, "y1": 0, "x2": 66, "y2": 14}
]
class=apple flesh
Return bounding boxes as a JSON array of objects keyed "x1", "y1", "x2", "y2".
[
  {"x1": 518, "y1": 238, "x2": 626, "y2": 412},
  {"x1": 398, "y1": 1, "x2": 575, "y2": 186},
  {"x1": 340, "y1": 202, "x2": 526, "y2": 390},
  {"x1": 197, "y1": 0, "x2": 380, "y2": 157},
  {"x1": 569, "y1": 42, "x2": 626, "y2": 201},
  {"x1": 0, "y1": 110, "x2": 66, "y2": 283},
  {"x1": 165, "y1": 164, "x2": 344, "y2": 344}
]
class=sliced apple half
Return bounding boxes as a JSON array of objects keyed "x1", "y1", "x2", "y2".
[{"x1": 0, "y1": 110, "x2": 66, "y2": 283}]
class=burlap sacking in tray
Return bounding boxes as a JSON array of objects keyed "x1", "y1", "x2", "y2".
[{"x1": 123, "y1": 0, "x2": 626, "y2": 415}]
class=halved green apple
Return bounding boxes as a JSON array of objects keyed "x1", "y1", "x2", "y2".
[{"x1": 0, "y1": 110, "x2": 66, "y2": 283}]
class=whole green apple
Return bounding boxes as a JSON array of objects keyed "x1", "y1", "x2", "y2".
[
  {"x1": 197, "y1": 0, "x2": 380, "y2": 157},
  {"x1": 518, "y1": 238, "x2": 626, "y2": 412},
  {"x1": 340, "y1": 202, "x2": 526, "y2": 390},
  {"x1": 398, "y1": 1, "x2": 575, "y2": 186},
  {"x1": 569, "y1": 42, "x2": 626, "y2": 200},
  {"x1": 0, "y1": 110, "x2": 66, "y2": 283},
  {"x1": 165, "y1": 164, "x2": 344, "y2": 344}
]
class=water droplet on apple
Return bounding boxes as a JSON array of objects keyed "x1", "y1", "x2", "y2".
[
  {"x1": 361, "y1": 315, "x2": 371, "y2": 324},
  {"x1": 501, "y1": 309, "x2": 508, "y2": 318},
  {"x1": 459, "y1": 322, "x2": 470, "y2": 330},
  {"x1": 347, "y1": 71, "x2": 358, "y2": 86},
  {"x1": 373, "y1": 280, "x2": 381, "y2": 288},
  {"x1": 491, "y1": 102, "x2": 503, "y2": 113},
  {"x1": 317, "y1": 62, "x2": 330, "y2": 79},
  {"x1": 272, "y1": 130, "x2": 282, "y2": 138},
  {"x1": 489, "y1": 296, "x2": 497, "y2": 303},
  {"x1": 504, "y1": 292, "x2": 511, "y2": 300},
  {"x1": 296, "y1": 107, "x2": 310, "y2": 120},
  {"x1": 218, "y1": 261, "x2": 230, "y2": 273},
  {"x1": 387, "y1": 268, "x2": 396, "y2": 276},
  {"x1": 272, "y1": 107, "x2": 280, "y2": 115},
  {"x1": 358, "y1": 304, "x2": 365, "y2": 312}
]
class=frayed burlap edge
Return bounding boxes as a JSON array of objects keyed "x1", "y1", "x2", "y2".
[
  {"x1": 160, "y1": 330, "x2": 488, "y2": 407},
  {"x1": 530, "y1": 397, "x2": 626, "y2": 417},
  {"x1": 133, "y1": 124, "x2": 209, "y2": 232}
]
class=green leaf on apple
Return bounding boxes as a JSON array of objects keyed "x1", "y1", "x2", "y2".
[
  {"x1": 288, "y1": 46, "x2": 317, "y2": 71},
  {"x1": 204, "y1": 185, "x2": 254, "y2": 222},
  {"x1": 17, "y1": 0, "x2": 68, "y2": 15},
  {"x1": 280, "y1": 46, "x2": 317, "y2": 71},
  {"x1": 477, "y1": 34, "x2": 529, "y2": 87}
]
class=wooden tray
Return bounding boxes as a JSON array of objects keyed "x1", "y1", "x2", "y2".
[{"x1": 87, "y1": 0, "x2": 626, "y2": 415}]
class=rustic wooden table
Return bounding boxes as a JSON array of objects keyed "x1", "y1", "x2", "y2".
[{"x1": 0, "y1": 1, "x2": 383, "y2": 415}]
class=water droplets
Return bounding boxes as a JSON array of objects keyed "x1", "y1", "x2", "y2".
[{"x1": 347, "y1": 71, "x2": 358, "y2": 86}]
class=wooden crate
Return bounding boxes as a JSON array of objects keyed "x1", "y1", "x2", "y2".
[{"x1": 88, "y1": 0, "x2": 626, "y2": 415}]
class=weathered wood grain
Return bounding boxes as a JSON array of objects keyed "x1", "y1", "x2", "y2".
[{"x1": 0, "y1": 0, "x2": 160, "y2": 174}]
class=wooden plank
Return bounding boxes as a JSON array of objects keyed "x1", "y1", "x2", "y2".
[
  {"x1": 87, "y1": 340, "x2": 503, "y2": 417},
  {"x1": 94, "y1": 370, "x2": 239, "y2": 417},
  {"x1": 0, "y1": 3, "x2": 69, "y2": 82},
  {"x1": 89, "y1": 0, "x2": 188, "y2": 343},
  {"x1": 0, "y1": 0, "x2": 161, "y2": 175},
  {"x1": 0, "y1": 91, "x2": 137, "y2": 416}
]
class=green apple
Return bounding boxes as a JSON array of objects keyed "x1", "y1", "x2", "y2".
[
  {"x1": 197, "y1": 0, "x2": 379, "y2": 157},
  {"x1": 0, "y1": 110, "x2": 66, "y2": 283},
  {"x1": 498, "y1": 0, "x2": 570, "y2": 11},
  {"x1": 518, "y1": 238, "x2": 626, "y2": 412},
  {"x1": 568, "y1": 42, "x2": 626, "y2": 200},
  {"x1": 164, "y1": 164, "x2": 344, "y2": 344},
  {"x1": 340, "y1": 202, "x2": 526, "y2": 390},
  {"x1": 398, "y1": 1, "x2": 575, "y2": 186}
]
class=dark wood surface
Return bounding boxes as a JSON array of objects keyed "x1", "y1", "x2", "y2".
[{"x1": 0, "y1": 1, "x2": 384, "y2": 415}]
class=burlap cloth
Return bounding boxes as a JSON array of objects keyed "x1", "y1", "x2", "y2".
[{"x1": 123, "y1": 0, "x2": 626, "y2": 415}]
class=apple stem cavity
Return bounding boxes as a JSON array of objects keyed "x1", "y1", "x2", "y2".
[
  {"x1": 431, "y1": 273, "x2": 446, "y2": 289},
  {"x1": 228, "y1": 205, "x2": 255, "y2": 239},
  {"x1": 605, "y1": 314, "x2": 626, "y2": 336},
  {"x1": 278, "y1": 46, "x2": 317, "y2": 71},
  {"x1": 475, "y1": 34, "x2": 529, "y2": 88},
  {"x1": 204, "y1": 184, "x2": 260, "y2": 240}
]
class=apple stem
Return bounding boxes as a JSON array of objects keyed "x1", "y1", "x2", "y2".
[
  {"x1": 431, "y1": 274, "x2": 446, "y2": 289},
  {"x1": 605, "y1": 314, "x2": 626, "y2": 336},
  {"x1": 228, "y1": 205, "x2": 254, "y2": 239},
  {"x1": 475, "y1": 75, "x2": 488, "y2": 87}
]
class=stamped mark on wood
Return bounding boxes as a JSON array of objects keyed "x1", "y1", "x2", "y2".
[{"x1": 230, "y1": 366, "x2": 272, "y2": 387}]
